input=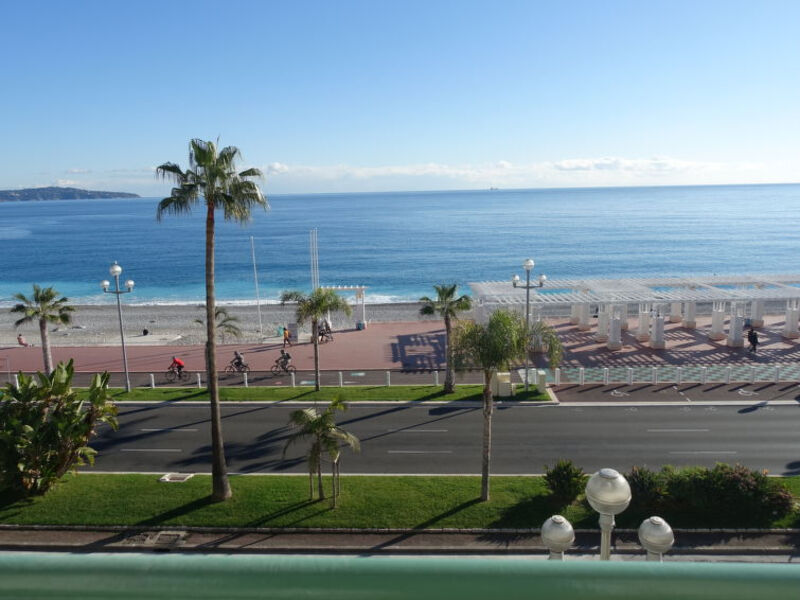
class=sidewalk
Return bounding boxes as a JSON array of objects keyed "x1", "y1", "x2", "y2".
[{"x1": 0, "y1": 526, "x2": 798, "y2": 561}]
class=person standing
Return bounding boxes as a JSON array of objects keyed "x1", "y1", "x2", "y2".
[
  {"x1": 283, "y1": 326, "x2": 292, "y2": 348},
  {"x1": 747, "y1": 327, "x2": 759, "y2": 354}
]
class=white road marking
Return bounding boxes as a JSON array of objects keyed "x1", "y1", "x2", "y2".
[
  {"x1": 120, "y1": 448, "x2": 182, "y2": 453},
  {"x1": 647, "y1": 428, "x2": 710, "y2": 433},
  {"x1": 387, "y1": 428, "x2": 448, "y2": 433},
  {"x1": 139, "y1": 428, "x2": 198, "y2": 432},
  {"x1": 387, "y1": 450, "x2": 453, "y2": 454},
  {"x1": 669, "y1": 451, "x2": 737, "y2": 455}
]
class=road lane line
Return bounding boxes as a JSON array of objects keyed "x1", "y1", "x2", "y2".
[
  {"x1": 647, "y1": 428, "x2": 709, "y2": 432},
  {"x1": 120, "y1": 448, "x2": 182, "y2": 453},
  {"x1": 139, "y1": 428, "x2": 198, "y2": 432},
  {"x1": 669, "y1": 451, "x2": 736, "y2": 455},
  {"x1": 387, "y1": 450, "x2": 453, "y2": 454},
  {"x1": 387, "y1": 429, "x2": 449, "y2": 433}
]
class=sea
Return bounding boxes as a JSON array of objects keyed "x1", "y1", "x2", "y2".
[{"x1": 1, "y1": 183, "x2": 799, "y2": 306}]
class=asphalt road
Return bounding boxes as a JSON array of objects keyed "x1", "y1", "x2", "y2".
[{"x1": 89, "y1": 402, "x2": 800, "y2": 476}]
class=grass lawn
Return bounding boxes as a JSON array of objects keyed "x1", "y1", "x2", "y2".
[
  {"x1": 1, "y1": 474, "x2": 798, "y2": 530},
  {"x1": 93, "y1": 385, "x2": 549, "y2": 403}
]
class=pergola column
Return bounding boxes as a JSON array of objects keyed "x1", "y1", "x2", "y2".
[
  {"x1": 727, "y1": 302, "x2": 745, "y2": 347},
  {"x1": 682, "y1": 302, "x2": 697, "y2": 329},
  {"x1": 607, "y1": 304, "x2": 623, "y2": 351},
  {"x1": 570, "y1": 304, "x2": 580, "y2": 325},
  {"x1": 619, "y1": 304, "x2": 629, "y2": 331},
  {"x1": 709, "y1": 301, "x2": 727, "y2": 341},
  {"x1": 783, "y1": 300, "x2": 800, "y2": 339},
  {"x1": 577, "y1": 304, "x2": 591, "y2": 331},
  {"x1": 750, "y1": 300, "x2": 764, "y2": 328},
  {"x1": 636, "y1": 303, "x2": 651, "y2": 342},
  {"x1": 669, "y1": 302, "x2": 682, "y2": 323},
  {"x1": 595, "y1": 305, "x2": 609, "y2": 343},
  {"x1": 650, "y1": 306, "x2": 666, "y2": 349}
]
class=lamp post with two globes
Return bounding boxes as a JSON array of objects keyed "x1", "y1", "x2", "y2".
[
  {"x1": 101, "y1": 261, "x2": 135, "y2": 392},
  {"x1": 512, "y1": 258, "x2": 546, "y2": 392}
]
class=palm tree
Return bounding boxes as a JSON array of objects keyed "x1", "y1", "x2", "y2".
[
  {"x1": 156, "y1": 138, "x2": 267, "y2": 502},
  {"x1": 451, "y1": 309, "x2": 526, "y2": 501},
  {"x1": 194, "y1": 306, "x2": 243, "y2": 343},
  {"x1": 280, "y1": 288, "x2": 352, "y2": 391},
  {"x1": 419, "y1": 284, "x2": 472, "y2": 394},
  {"x1": 11, "y1": 284, "x2": 74, "y2": 373},
  {"x1": 283, "y1": 395, "x2": 360, "y2": 506}
]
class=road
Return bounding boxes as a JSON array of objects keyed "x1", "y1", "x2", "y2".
[{"x1": 90, "y1": 402, "x2": 800, "y2": 476}]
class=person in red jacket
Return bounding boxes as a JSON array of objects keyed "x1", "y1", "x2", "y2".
[{"x1": 170, "y1": 356, "x2": 185, "y2": 376}]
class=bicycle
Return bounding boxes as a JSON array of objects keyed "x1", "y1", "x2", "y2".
[
  {"x1": 270, "y1": 360, "x2": 297, "y2": 375},
  {"x1": 319, "y1": 329, "x2": 333, "y2": 343},
  {"x1": 224, "y1": 360, "x2": 250, "y2": 374},
  {"x1": 165, "y1": 366, "x2": 189, "y2": 383}
]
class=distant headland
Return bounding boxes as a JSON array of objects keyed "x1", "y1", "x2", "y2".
[{"x1": 0, "y1": 186, "x2": 140, "y2": 202}]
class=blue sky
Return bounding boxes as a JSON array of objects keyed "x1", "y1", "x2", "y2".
[{"x1": 2, "y1": 0, "x2": 798, "y2": 195}]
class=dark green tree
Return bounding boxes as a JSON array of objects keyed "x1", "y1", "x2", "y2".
[{"x1": 419, "y1": 284, "x2": 472, "y2": 393}]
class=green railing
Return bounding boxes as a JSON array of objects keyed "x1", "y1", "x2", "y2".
[{"x1": 1, "y1": 553, "x2": 798, "y2": 599}]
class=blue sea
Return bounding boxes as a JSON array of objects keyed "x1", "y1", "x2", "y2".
[{"x1": 1, "y1": 184, "x2": 799, "y2": 306}]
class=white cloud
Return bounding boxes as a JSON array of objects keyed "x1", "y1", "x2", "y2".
[
  {"x1": 66, "y1": 168, "x2": 91, "y2": 174},
  {"x1": 266, "y1": 162, "x2": 289, "y2": 174},
  {"x1": 55, "y1": 179, "x2": 81, "y2": 187}
]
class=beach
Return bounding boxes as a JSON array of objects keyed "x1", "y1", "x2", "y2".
[{"x1": 0, "y1": 302, "x2": 453, "y2": 347}]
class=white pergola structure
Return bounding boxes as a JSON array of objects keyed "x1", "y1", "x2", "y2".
[
  {"x1": 469, "y1": 274, "x2": 800, "y2": 351},
  {"x1": 321, "y1": 285, "x2": 368, "y2": 326}
]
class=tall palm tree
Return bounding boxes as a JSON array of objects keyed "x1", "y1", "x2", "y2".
[
  {"x1": 11, "y1": 284, "x2": 74, "y2": 373},
  {"x1": 451, "y1": 309, "x2": 527, "y2": 501},
  {"x1": 194, "y1": 306, "x2": 243, "y2": 343},
  {"x1": 156, "y1": 138, "x2": 267, "y2": 502},
  {"x1": 283, "y1": 395, "x2": 360, "y2": 506},
  {"x1": 280, "y1": 288, "x2": 352, "y2": 391},
  {"x1": 419, "y1": 284, "x2": 472, "y2": 394}
]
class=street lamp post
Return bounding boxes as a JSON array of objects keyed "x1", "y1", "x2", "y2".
[
  {"x1": 512, "y1": 258, "x2": 545, "y2": 392},
  {"x1": 101, "y1": 261, "x2": 135, "y2": 392}
]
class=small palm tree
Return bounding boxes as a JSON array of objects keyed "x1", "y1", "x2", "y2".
[
  {"x1": 419, "y1": 284, "x2": 472, "y2": 394},
  {"x1": 280, "y1": 288, "x2": 352, "y2": 391},
  {"x1": 452, "y1": 309, "x2": 528, "y2": 501},
  {"x1": 157, "y1": 138, "x2": 268, "y2": 502},
  {"x1": 283, "y1": 395, "x2": 360, "y2": 506},
  {"x1": 194, "y1": 307, "x2": 242, "y2": 343},
  {"x1": 11, "y1": 284, "x2": 74, "y2": 373}
]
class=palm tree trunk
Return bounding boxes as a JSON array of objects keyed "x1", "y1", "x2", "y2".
[
  {"x1": 317, "y1": 461, "x2": 325, "y2": 499},
  {"x1": 332, "y1": 460, "x2": 337, "y2": 508},
  {"x1": 312, "y1": 319, "x2": 321, "y2": 391},
  {"x1": 443, "y1": 315, "x2": 454, "y2": 394},
  {"x1": 308, "y1": 467, "x2": 314, "y2": 500},
  {"x1": 480, "y1": 369, "x2": 494, "y2": 501},
  {"x1": 206, "y1": 203, "x2": 232, "y2": 502},
  {"x1": 39, "y1": 318, "x2": 52, "y2": 373}
]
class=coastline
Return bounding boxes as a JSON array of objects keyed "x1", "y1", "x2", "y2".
[{"x1": 0, "y1": 302, "x2": 452, "y2": 347}]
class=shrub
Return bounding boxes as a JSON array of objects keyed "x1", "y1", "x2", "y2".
[
  {"x1": 626, "y1": 466, "x2": 667, "y2": 515},
  {"x1": 0, "y1": 360, "x2": 117, "y2": 496},
  {"x1": 544, "y1": 459, "x2": 587, "y2": 506}
]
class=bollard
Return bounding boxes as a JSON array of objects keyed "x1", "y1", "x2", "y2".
[
  {"x1": 578, "y1": 367, "x2": 585, "y2": 385},
  {"x1": 14, "y1": 374, "x2": 19, "y2": 387},
  {"x1": 749, "y1": 366, "x2": 756, "y2": 385},
  {"x1": 386, "y1": 371, "x2": 391, "y2": 387},
  {"x1": 339, "y1": 371, "x2": 344, "y2": 387},
  {"x1": 775, "y1": 366, "x2": 781, "y2": 383},
  {"x1": 149, "y1": 373, "x2": 155, "y2": 389},
  {"x1": 554, "y1": 368, "x2": 561, "y2": 386},
  {"x1": 652, "y1": 366, "x2": 658, "y2": 385},
  {"x1": 701, "y1": 366, "x2": 707, "y2": 385},
  {"x1": 627, "y1": 367, "x2": 633, "y2": 385},
  {"x1": 434, "y1": 370, "x2": 439, "y2": 386},
  {"x1": 290, "y1": 371, "x2": 296, "y2": 387},
  {"x1": 603, "y1": 368, "x2": 609, "y2": 385},
  {"x1": 676, "y1": 367, "x2": 682, "y2": 385},
  {"x1": 724, "y1": 366, "x2": 731, "y2": 384},
  {"x1": 196, "y1": 373, "x2": 202, "y2": 388},
  {"x1": 243, "y1": 372, "x2": 248, "y2": 388}
]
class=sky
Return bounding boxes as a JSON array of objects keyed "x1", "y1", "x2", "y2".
[{"x1": 1, "y1": 0, "x2": 799, "y2": 196}]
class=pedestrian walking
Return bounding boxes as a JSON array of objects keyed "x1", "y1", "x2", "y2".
[
  {"x1": 747, "y1": 327, "x2": 759, "y2": 354},
  {"x1": 283, "y1": 326, "x2": 292, "y2": 348}
]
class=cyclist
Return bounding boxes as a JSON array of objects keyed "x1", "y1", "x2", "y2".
[
  {"x1": 233, "y1": 350, "x2": 245, "y2": 368},
  {"x1": 170, "y1": 356, "x2": 185, "y2": 377},
  {"x1": 278, "y1": 349, "x2": 291, "y2": 370}
]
